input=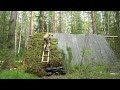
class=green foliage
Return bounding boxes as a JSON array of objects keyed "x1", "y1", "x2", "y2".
[
  {"x1": 96, "y1": 12, "x2": 102, "y2": 34},
  {"x1": 63, "y1": 62, "x2": 120, "y2": 79},
  {"x1": 49, "y1": 39, "x2": 65, "y2": 66},
  {"x1": 80, "y1": 48, "x2": 93, "y2": 56},
  {"x1": 0, "y1": 49, "x2": 15, "y2": 70},
  {"x1": 66, "y1": 47, "x2": 73, "y2": 73},
  {"x1": 0, "y1": 11, "x2": 11, "y2": 49},
  {"x1": 35, "y1": 11, "x2": 42, "y2": 32},
  {"x1": 42, "y1": 61, "x2": 120, "y2": 79},
  {"x1": 66, "y1": 47, "x2": 72, "y2": 63},
  {"x1": 49, "y1": 11, "x2": 53, "y2": 17},
  {"x1": 0, "y1": 11, "x2": 18, "y2": 70},
  {"x1": 16, "y1": 48, "x2": 26, "y2": 61},
  {"x1": 0, "y1": 70, "x2": 40, "y2": 79},
  {"x1": 70, "y1": 11, "x2": 83, "y2": 34}
]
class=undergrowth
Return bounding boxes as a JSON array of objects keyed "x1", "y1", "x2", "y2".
[{"x1": 64, "y1": 61, "x2": 120, "y2": 79}]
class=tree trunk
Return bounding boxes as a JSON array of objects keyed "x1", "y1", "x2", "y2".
[
  {"x1": 53, "y1": 11, "x2": 56, "y2": 33},
  {"x1": 54, "y1": 11, "x2": 56, "y2": 33},
  {"x1": 24, "y1": 28, "x2": 27, "y2": 48},
  {"x1": 27, "y1": 11, "x2": 34, "y2": 49},
  {"x1": 107, "y1": 11, "x2": 110, "y2": 36},
  {"x1": 15, "y1": 25, "x2": 17, "y2": 55},
  {"x1": 115, "y1": 11, "x2": 120, "y2": 55},
  {"x1": 8, "y1": 11, "x2": 17, "y2": 49},
  {"x1": 15, "y1": 12, "x2": 19, "y2": 55},
  {"x1": 29, "y1": 11, "x2": 34, "y2": 36},
  {"x1": 39, "y1": 11, "x2": 42, "y2": 32},
  {"x1": 18, "y1": 15, "x2": 23, "y2": 54},
  {"x1": 83, "y1": 12, "x2": 86, "y2": 33},
  {"x1": 42, "y1": 11, "x2": 44, "y2": 32},
  {"x1": 91, "y1": 11, "x2": 96, "y2": 34},
  {"x1": 59, "y1": 11, "x2": 62, "y2": 33},
  {"x1": 71, "y1": 11, "x2": 73, "y2": 33},
  {"x1": 47, "y1": 11, "x2": 49, "y2": 32}
]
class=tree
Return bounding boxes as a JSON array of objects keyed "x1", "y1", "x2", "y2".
[
  {"x1": 53, "y1": 11, "x2": 56, "y2": 33},
  {"x1": 75, "y1": 12, "x2": 83, "y2": 34},
  {"x1": 22, "y1": 11, "x2": 30, "y2": 49},
  {"x1": 96, "y1": 11, "x2": 103, "y2": 34},
  {"x1": 115, "y1": 11, "x2": 120, "y2": 57},
  {"x1": 8, "y1": 11, "x2": 18, "y2": 49},
  {"x1": 29, "y1": 11, "x2": 34, "y2": 36},
  {"x1": 1, "y1": 11, "x2": 17, "y2": 70},
  {"x1": 70, "y1": 11, "x2": 83, "y2": 34},
  {"x1": 18, "y1": 12, "x2": 23, "y2": 54},
  {"x1": 0, "y1": 11, "x2": 10, "y2": 49},
  {"x1": 107, "y1": 11, "x2": 110, "y2": 36},
  {"x1": 71, "y1": 11, "x2": 73, "y2": 33},
  {"x1": 46, "y1": 11, "x2": 49, "y2": 32},
  {"x1": 91, "y1": 11, "x2": 96, "y2": 34},
  {"x1": 42, "y1": 11, "x2": 44, "y2": 32},
  {"x1": 59, "y1": 11, "x2": 62, "y2": 33}
]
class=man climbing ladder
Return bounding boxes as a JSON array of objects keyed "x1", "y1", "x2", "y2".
[
  {"x1": 43, "y1": 33, "x2": 53, "y2": 51},
  {"x1": 41, "y1": 33, "x2": 53, "y2": 62}
]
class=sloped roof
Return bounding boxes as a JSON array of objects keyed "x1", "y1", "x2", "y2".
[{"x1": 53, "y1": 33, "x2": 117, "y2": 64}]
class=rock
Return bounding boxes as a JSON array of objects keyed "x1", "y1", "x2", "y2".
[
  {"x1": 52, "y1": 67, "x2": 57, "y2": 73},
  {"x1": 45, "y1": 72, "x2": 53, "y2": 76},
  {"x1": 45, "y1": 67, "x2": 53, "y2": 72}
]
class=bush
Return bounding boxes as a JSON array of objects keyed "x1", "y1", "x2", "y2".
[{"x1": 0, "y1": 49, "x2": 15, "y2": 70}]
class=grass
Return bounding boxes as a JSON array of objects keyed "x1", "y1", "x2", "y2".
[
  {"x1": 29, "y1": 59, "x2": 120, "y2": 79},
  {"x1": 1, "y1": 61, "x2": 120, "y2": 79},
  {"x1": 43, "y1": 61, "x2": 120, "y2": 79},
  {"x1": 66, "y1": 47, "x2": 72, "y2": 73},
  {"x1": 0, "y1": 70, "x2": 40, "y2": 79},
  {"x1": 68, "y1": 63, "x2": 120, "y2": 79}
]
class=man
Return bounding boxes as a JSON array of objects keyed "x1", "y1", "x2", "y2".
[{"x1": 44, "y1": 33, "x2": 53, "y2": 51}]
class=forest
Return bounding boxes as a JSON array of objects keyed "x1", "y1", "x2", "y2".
[{"x1": 0, "y1": 11, "x2": 120, "y2": 79}]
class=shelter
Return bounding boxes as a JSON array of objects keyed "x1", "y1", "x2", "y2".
[{"x1": 53, "y1": 34, "x2": 117, "y2": 64}]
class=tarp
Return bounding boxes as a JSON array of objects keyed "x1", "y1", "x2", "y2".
[{"x1": 53, "y1": 33, "x2": 117, "y2": 64}]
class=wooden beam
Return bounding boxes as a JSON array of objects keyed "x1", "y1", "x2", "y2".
[{"x1": 104, "y1": 36, "x2": 118, "y2": 38}]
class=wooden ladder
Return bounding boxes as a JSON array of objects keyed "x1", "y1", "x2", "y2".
[{"x1": 41, "y1": 44, "x2": 50, "y2": 63}]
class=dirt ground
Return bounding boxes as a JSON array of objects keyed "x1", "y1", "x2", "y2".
[{"x1": 43, "y1": 75, "x2": 67, "y2": 79}]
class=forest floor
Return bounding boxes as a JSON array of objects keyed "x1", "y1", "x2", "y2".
[
  {"x1": 43, "y1": 75, "x2": 67, "y2": 79},
  {"x1": 1, "y1": 68, "x2": 120, "y2": 79},
  {"x1": 42, "y1": 72, "x2": 120, "y2": 79},
  {"x1": 1, "y1": 59, "x2": 120, "y2": 79}
]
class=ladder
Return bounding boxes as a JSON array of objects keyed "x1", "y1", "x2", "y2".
[{"x1": 41, "y1": 44, "x2": 50, "y2": 63}]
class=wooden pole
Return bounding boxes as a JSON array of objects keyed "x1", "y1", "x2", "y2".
[{"x1": 104, "y1": 36, "x2": 118, "y2": 38}]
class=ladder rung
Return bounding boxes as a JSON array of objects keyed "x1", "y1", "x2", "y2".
[
  {"x1": 44, "y1": 50, "x2": 50, "y2": 52},
  {"x1": 43, "y1": 55, "x2": 49, "y2": 57},
  {"x1": 41, "y1": 43, "x2": 50, "y2": 63},
  {"x1": 42, "y1": 61, "x2": 49, "y2": 62}
]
